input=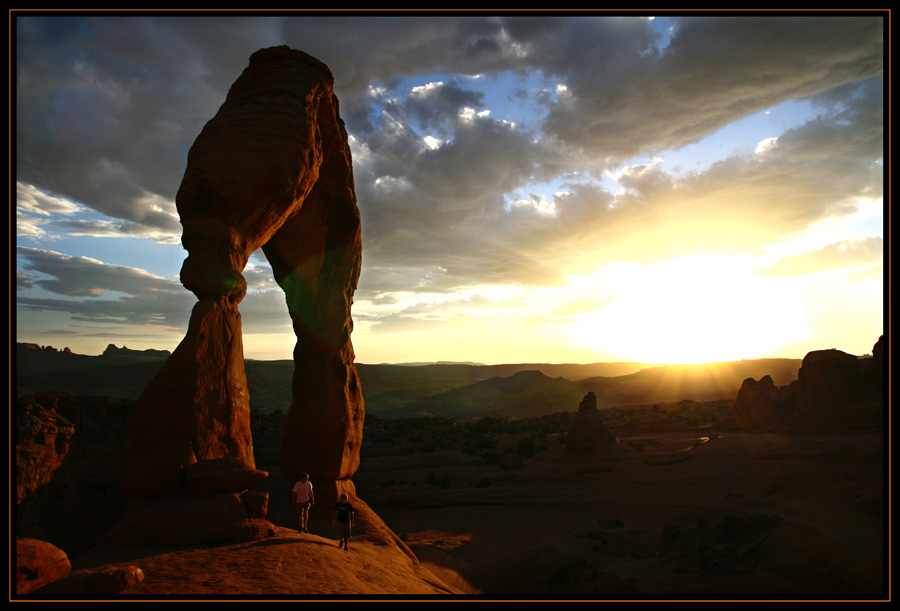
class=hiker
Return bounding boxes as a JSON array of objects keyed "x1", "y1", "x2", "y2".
[
  {"x1": 291, "y1": 473, "x2": 314, "y2": 533},
  {"x1": 333, "y1": 493, "x2": 355, "y2": 551}
]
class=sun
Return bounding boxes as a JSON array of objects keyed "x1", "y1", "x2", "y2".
[{"x1": 569, "y1": 255, "x2": 808, "y2": 364}]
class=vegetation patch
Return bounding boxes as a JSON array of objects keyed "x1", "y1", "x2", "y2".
[{"x1": 660, "y1": 513, "x2": 783, "y2": 575}]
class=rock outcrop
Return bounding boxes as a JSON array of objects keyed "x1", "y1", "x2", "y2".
[
  {"x1": 566, "y1": 392, "x2": 618, "y2": 456},
  {"x1": 722, "y1": 375, "x2": 796, "y2": 431},
  {"x1": 33, "y1": 565, "x2": 146, "y2": 596},
  {"x1": 716, "y1": 336, "x2": 884, "y2": 431},
  {"x1": 16, "y1": 391, "x2": 134, "y2": 558},
  {"x1": 787, "y1": 336, "x2": 884, "y2": 428},
  {"x1": 16, "y1": 396, "x2": 75, "y2": 506},
  {"x1": 110, "y1": 46, "x2": 364, "y2": 547},
  {"x1": 15, "y1": 538, "x2": 72, "y2": 595}
]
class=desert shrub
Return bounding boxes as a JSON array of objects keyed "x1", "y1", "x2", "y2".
[
  {"x1": 426, "y1": 470, "x2": 452, "y2": 488},
  {"x1": 661, "y1": 523, "x2": 681, "y2": 545},
  {"x1": 575, "y1": 530, "x2": 611, "y2": 544},
  {"x1": 469, "y1": 435, "x2": 497, "y2": 450},
  {"x1": 597, "y1": 517, "x2": 625, "y2": 530},
  {"x1": 716, "y1": 514, "x2": 750, "y2": 542},
  {"x1": 499, "y1": 454, "x2": 523, "y2": 470},
  {"x1": 468, "y1": 417, "x2": 508, "y2": 434},
  {"x1": 479, "y1": 450, "x2": 501, "y2": 465},
  {"x1": 548, "y1": 566, "x2": 571, "y2": 586},
  {"x1": 715, "y1": 513, "x2": 781, "y2": 543},
  {"x1": 249, "y1": 408, "x2": 286, "y2": 432},
  {"x1": 515, "y1": 436, "x2": 537, "y2": 458}
]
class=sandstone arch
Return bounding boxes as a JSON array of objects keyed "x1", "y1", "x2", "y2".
[{"x1": 108, "y1": 46, "x2": 364, "y2": 547}]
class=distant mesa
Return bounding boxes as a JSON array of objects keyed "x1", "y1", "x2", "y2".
[{"x1": 101, "y1": 344, "x2": 171, "y2": 359}]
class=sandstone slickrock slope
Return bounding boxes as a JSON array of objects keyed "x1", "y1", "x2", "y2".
[{"x1": 105, "y1": 45, "x2": 364, "y2": 548}]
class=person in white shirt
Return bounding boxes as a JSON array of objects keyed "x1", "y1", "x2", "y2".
[{"x1": 291, "y1": 473, "x2": 314, "y2": 533}]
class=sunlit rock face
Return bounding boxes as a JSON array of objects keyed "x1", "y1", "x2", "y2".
[{"x1": 115, "y1": 46, "x2": 364, "y2": 546}]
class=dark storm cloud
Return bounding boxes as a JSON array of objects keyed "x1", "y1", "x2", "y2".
[
  {"x1": 281, "y1": 16, "x2": 521, "y2": 96},
  {"x1": 15, "y1": 14, "x2": 884, "y2": 307},
  {"x1": 541, "y1": 16, "x2": 884, "y2": 159},
  {"x1": 16, "y1": 17, "x2": 216, "y2": 234},
  {"x1": 413, "y1": 116, "x2": 544, "y2": 206}
]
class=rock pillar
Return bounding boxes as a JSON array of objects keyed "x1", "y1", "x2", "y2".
[{"x1": 107, "y1": 46, "x2": 364, "y2": 548}]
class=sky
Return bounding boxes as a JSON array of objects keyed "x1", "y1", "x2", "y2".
[{"x1": 14, "y1": 12, "x2": 887, "y2": 365}]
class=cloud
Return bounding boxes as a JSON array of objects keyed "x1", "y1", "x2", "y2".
[
  {"x1": 366, "y1": 293, "x2": 498, "y2": 334},
  {"x1": 403, "y1": 80, "x2": 486, "y2": 134},
  {"x1": 16, "y1": 214, "x2": 53, "y2": 240},
  {"x1": 17, "y1": 246, "x2": 183, "y2": 297},
  {"x1": 16, "y1": 245, "x2": 194, "y2": 330},
  {"x1": 541, "y1": 16, "x2": 884, "y2": 160},
  {"x1": 756, "y1": 237, "x2": 884, "y2": 278},
  {"x1": 17, "y1": 270, "x2": 33, "y2": 291},
  {"x1": 15, "y1": 13, "x2": 884, "y2": 323},
  {"x1": 552, "y1": 299, "x2": 615, "y2": 317},
  {"x1": 16, "y1": 293, "x2": 193, "y2": 328},
  {"x1": 355, "y1": 72, "x2": 882, "y2": 299},
  {"x1": 15, "y1": 17, "x2": 234, "y2": 237},
  {"x1": 16, "y1": 181, "x2": 83, "y2": 216},
  {"x1": 238, "y1": 289, "x2": 295, "y2": 335}
]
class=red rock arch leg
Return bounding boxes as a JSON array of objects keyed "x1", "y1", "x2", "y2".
[{"x1": 263, "y1": 88, "x2": 364, "y2": 483}]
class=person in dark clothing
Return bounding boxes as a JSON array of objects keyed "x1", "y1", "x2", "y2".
[{"x1": 333, "y1": 493, "x2": 355, "y2": 551}]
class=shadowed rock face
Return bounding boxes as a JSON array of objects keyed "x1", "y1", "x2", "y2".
[
  {"x1": 117, "y1": 46, "x2": 364, "y2": 546},
  {"x1": 729, "y1": 375, "x2": 795, "y2": 431},
  {"x1": 567, "y1": 392, "x2": 618, "y2": 455}
]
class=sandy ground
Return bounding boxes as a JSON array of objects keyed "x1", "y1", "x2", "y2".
[{"x1": 40, "y1": 417, "x2": 884, "y2": 600}]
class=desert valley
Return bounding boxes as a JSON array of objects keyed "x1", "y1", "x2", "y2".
[{"x1": 14, "y1": 336, "x2": 886, "y2": 599}]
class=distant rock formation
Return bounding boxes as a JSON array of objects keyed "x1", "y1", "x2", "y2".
[
  {"x1": 787, "y1": 335, "x2": 884, "y2": 428},
  {"x1": 101, "y1": 344, "x2": 171, "y2": 359},
  {"x1": 19, "y1": 343, "x2": 71, "y2": 353},
  {"x1": 721, "y1": 375, "x2": 797, "y2": 431},
  {"x1": 566, "y1": 392, "x2": 619, "y2": 456},
  {"x1": 109, "y1": 46, "x2": 363, "y2": 547},
  {"x1": 716, "y1": 336, "x2": 884, "y2": 431}
]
